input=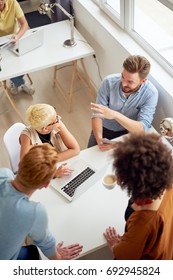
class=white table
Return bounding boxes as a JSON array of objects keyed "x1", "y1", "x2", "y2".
[
  {"x1": 32, "y1": 138, "x2": 129, "y2": 259},
  {"x1": 0, "y1": 20, "x2": 95, "y2": 120}
]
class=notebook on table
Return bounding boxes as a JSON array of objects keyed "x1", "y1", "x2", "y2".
[
  {"x1": 50, "y1": 159, "x2": 107, "y2": 202},
  {"x1": 10, "y1": 29, "x2": 44, "y2": 56}
]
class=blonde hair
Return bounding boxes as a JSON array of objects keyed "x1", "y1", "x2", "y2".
[
  {"x1": 16, "y1": 143, "x2": 59, "y2": 189},
  {"x1": 26, "y1": 104, "x2": 55, "y2": 130}
]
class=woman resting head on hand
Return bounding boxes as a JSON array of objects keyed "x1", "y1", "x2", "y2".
[{"x1": 20, "y1": 103, "x2": 80, "y2": 178}]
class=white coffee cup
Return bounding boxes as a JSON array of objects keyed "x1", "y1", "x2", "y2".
[{"x1": 102, "y1": 174, "x2": 117, "y2": 189}]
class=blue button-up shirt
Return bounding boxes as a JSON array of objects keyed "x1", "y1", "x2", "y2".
[{"x1": 94, "y1": 74, "x2": 158, "y2": 132}]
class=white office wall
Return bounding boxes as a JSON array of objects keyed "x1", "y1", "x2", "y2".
[
  {"x1": 73, "y1": 0, "x2": 173, "y2": 132},
  {"x1": 74, "y1": 0, "x2": 129, "y2": 85}
]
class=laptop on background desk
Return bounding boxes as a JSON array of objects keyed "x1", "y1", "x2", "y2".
[
  {"x1": 50, "y1": 159, "x2": 107, "y2": 202},
  {"x1": 10, "y1": 28, "x2": 44, "y2": 56}
]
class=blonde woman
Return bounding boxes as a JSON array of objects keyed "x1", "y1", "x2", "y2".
[{"x1": 20, "y1": 104, "x2": 80, "y2": 177}]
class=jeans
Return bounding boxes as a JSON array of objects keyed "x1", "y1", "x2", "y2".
[
  {"x1": 88, "y1": 127, "x2": 128, "y2": 148},
  {"x1": 17, "y1": 245, "x2": 40, "y2": 260},
  {"x1": 11, "y1": 75, "x2": 25, "y2": 87}
]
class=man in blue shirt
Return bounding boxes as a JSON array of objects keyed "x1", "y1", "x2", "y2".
[
  {"x1": 88, "y1": 55, "x2": 158, "y2": 151},
  {"x1": 0, "y1": 143, "x2": 83, "y2": 260}
]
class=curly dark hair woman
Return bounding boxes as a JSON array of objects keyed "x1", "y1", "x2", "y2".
[
  {"x1": 103, "y1": 133, "x2": 173, "y2": 260},
  {"x1": 112, "y1": 133, "x2": 173, "y2": 201}
]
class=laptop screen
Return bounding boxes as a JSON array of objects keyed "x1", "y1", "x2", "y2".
[{"x1": 11, "y1": 29, "x2": 44, "y2": 56}]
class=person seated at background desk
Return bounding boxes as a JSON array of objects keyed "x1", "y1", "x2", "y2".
[
  {"x1": 20, "y1": 103, "x2": 80, "y2": 178},
  {"x1": 104, "y1": 133, "x2": 173, "y2": 260},
  {"x1": 88, "y1": 55, "x2": 158, "y2": 151},
  {"x1": 0, "y1": 0, "x2": 34, "y2": 95},
  {"x1": 0, "y1": 143, "x2": 83, "y2": 260}
]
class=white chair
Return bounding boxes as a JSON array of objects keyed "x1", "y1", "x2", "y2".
[{"x1": 3, "y1": 122, "x2": 26, "y2": 174}]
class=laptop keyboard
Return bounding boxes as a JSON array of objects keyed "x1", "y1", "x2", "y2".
[{"x1": 61, "y1": 167, "x2": 95, "y2": 198}]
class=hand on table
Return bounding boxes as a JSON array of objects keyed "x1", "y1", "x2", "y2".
[
  {"x1": 98, "y1": 138, "x2": 116, "y2": 151},
  {"x1": 103, "y1": 226, "x2": 121, "y2": 250},
  {"x1": 56, "y1": 163, "x2": 74, "y2": 178},
  {"x1": 57, "y1": 241, "x2": 83, "y2": 260},
  {"x1": 10, "y1": 34, "x2": 18, "y2": 44}
]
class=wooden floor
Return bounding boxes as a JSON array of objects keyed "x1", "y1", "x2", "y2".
[
  {"x1": 0, "y1": 0, "x2": 96, "y2": 169},
  {"x1": 0, "y1": 0, "x2": 114, "y2": 260},
  {"x1": 0, "y1": 65, "x2": 95, "y2": 166}
]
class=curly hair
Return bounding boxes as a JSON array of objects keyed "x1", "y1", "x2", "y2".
[
  {"x1": 16, "y1": 143, "x2": 59, "y2": 189},
  {"x1": 112, "y1": 133, "x2": 173, "y2": 200},
  {"x1": 123, "y1": 55, "x2": 150, "y2": 80}
]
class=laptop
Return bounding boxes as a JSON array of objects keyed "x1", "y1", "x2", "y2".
[
  {"x1": 50, "y1": 159, "x2": 107, "y2": 202},
  {"x1": 10, "y1": 29, "x2": 44, "y2": 56}
]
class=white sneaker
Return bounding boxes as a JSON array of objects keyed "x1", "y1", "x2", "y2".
[
  {"x1": 18, "y1": 83, "x2": 35, "y2": 95},
  {"x1": 9, "y1": 82, "x2": 18, "y2": 95}
]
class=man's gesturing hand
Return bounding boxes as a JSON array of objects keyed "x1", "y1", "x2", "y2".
[{"x1": 56, "y1": 241, "x2": 83, "y2": 260}]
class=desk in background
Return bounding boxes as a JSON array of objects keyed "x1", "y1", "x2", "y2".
[
  {"x1": 0, "y1": 21, "x2": 95, "y2": 121},
  {"x1": 32, "y1": 137, "x2": 129, "y2": 259}
]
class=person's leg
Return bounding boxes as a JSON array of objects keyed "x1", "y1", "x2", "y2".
[
  {"x1": 88, "y1": 131, "x2": 97, "y2": 148},
  {"x1": 17, "y1": 245, "x2": 40, "y2": 260},
  {"x1": 11, "y1": 76, "x2": 25, "y2": 87},
  {"x1": 88, "y1": 128, "x2": 128, "y2": 148},
  {"x1": 9, "y1": 76, "x2": 24, "y2": 95},
  {"x1": 102, "y1": 127, "x2": 128, "y2": 139},
  {"x1": 10, "y1": 76, "x2": 35, "y2": 96}
]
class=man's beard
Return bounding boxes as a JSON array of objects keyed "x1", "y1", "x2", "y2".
[{"x1": 122, "y1": 83, "x2": 142, "y2": 94}]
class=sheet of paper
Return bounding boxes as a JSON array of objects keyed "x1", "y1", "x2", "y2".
[{"x1": 0, "y1": 36, "x2": 12, "y2": 49}]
